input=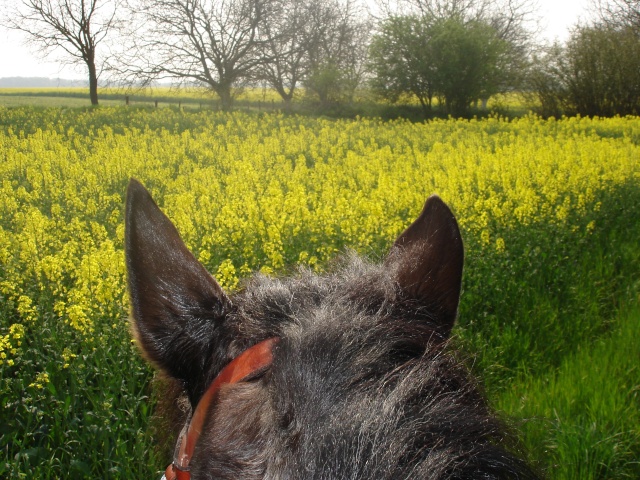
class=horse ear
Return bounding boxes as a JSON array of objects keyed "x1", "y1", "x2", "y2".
[
  {"x1": 387, "y1": 195, "x2": 464, "y2": 339},
  {"x1": 125, "y1": 179, "x2": 231, "y2": 390}
]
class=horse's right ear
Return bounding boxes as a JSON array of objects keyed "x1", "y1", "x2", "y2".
[
  {"x1": 386, "y1": 195, "x2": 464, "y2": 340},
  {"x1": 125, "y1": 179, "x2": 231, "y2": 392}
]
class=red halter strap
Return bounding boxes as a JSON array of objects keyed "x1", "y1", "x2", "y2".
[{"x1": 162, "y1": 337, "x2": 279, "y2": 480}]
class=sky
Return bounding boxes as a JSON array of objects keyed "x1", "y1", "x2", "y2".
[{"x1": 0, "y1": 0, "x2": 593, "y2": 81}]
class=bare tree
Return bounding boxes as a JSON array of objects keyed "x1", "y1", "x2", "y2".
[
  {"x1": 119, "y1": 0, "x2": 269, "y2": 110},
  {"x1": 378, "y1": 0, "x2": 491, "y2": 21},
  {"x1": 254, "y1": 0, "x2": 309, "y2": 106},
  {"x1": 593, "y1": 0, "x2": 640, "y2": 30},
  {"x1": 253, "y1": 0, "x2": 370, "y2": 108},
  {"x1": 485, "y1": 0, "x2": 539, "y2": 97},
  {"x1": 303, "y1": 0, "x2": 371, "y2": 106},
  {"x1": 1, "y1": 0, "x2": 122, "y2": 105}
]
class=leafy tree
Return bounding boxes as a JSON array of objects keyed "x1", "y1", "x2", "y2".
[
  {"x1": 377, "y1": 0, "x2": 537, "y2": 101},
  {"x1": 369, "y1": 16, "x2": 436, "y2": 115},
  {"x1": 565, "y1": 25, "x2": 640, "y2": 116},
  {"x1": 430, "y1": 17, "x2": 508, "y2": 115},
  {"x1": 527, "y1": 43, "x2": 566, "y2": 117},
  {"x1": 381, "y1": 0, "x2": 538, "y2": 56},
  {"x1": 369, "y1": 14, "x2": 509, "y2": 116},
  {"x1": 531, "y1": 25, "x2": 640, "y2": 116}
]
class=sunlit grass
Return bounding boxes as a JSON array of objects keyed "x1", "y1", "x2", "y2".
[
  {"x1": 0, "y1": 86, "x2": 289, "y2": 104},
  {"x1": 498, "y1": 305, "x2": 640, "y2": 478},
  {"x1": 0, "y1": 87, "x2": 532, "y2": 115}
]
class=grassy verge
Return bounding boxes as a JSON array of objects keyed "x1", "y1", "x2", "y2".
[
  {"x1": 498, "y1": 305, "x2": 640, "y2": 478},
  {"x1": 0, "y1": 87, "x2": 531, "y2": 119},
  {"x1": 456, "y1": 182, "x2": 640, "y2": 478},
  {"x1": 0, "y1": 95, "x2": 124, "y2": 108}
]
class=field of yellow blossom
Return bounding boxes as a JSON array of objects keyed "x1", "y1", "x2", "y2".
[{"x1": 1, "y1": 106, "x2": 639, "y2": 478}]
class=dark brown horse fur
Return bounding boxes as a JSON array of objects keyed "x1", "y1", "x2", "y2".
[{"x1": 125, "y1": 178, "x2": 537, "y2": 479}]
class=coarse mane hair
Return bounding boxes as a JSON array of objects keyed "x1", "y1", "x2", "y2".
[{"x1": 125, "y1": 179, "x2": 538, "y2": 479}]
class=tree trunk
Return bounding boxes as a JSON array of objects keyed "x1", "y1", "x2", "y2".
[
  {"x1": 417, "y1": 96, "x2": 430, "y2": 118},
  {"x1": 218, "y1": 85, "x2": 233, "y2": 111},
  {"x1": 282, "y1": 96, "x2": 292, "y2": 112},
  {"x1": 87, "y1": 59, "x2": 99, "y2": 106},
  {"x1": 276, "y1": 85, "x2": 294, "y2": 106}
]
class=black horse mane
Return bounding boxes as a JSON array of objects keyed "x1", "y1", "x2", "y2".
[{"x1": 156, "y1": 255, "x2": 536, "y2": 479}]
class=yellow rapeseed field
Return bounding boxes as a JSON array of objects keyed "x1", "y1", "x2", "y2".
[{"x1": 1, "y1": 109, "x2": 639, "y2": 350}]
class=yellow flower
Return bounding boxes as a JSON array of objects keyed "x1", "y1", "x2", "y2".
[
  {"x1": 0, "y1": 324, "x2": 25, "y2": 367},
  {"x1": 216, "y1": 258, "x2": 239, "y2": 291},
  {"x1": 61, "y1": 347, "x2": 77, "y2": 369},
  {"x1": 29, "y1": 371, "x2": 50, "y2": 389},
  {"x1": 481, "y1": 230, "x2": 491, "y2": 246},
  {"x1": 16, "y1": 295, "x2": 37, "y2": 322}
]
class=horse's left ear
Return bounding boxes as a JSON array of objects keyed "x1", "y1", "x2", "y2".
[
  {"x1": 387, "y1": 195, "x2": 464, "y2": 339},
  {"x1": 125, "y1": 179, "x2": 232, "y2": 396}
]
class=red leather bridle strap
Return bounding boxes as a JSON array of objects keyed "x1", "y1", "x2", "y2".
[{"x1": 162, "y1": 337, "x2": 279, "y2": 480}]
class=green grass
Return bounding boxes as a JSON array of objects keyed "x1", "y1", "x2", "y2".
[
  {"x1": 0, "y1": 92, "x2": 215, "y2": 109},
  {"x1": 0, "y1": 87, "x2": 531, "y2": 118},
  {"x1": 453, "y1": 183, "x2": 640, "y2": 478},
  {"x1": 497, "y1": 305, "x2": 640, "y2": 478},
  {"x1": 0, "y1": 312, "x2": 158, "y2": 477},
  {"x1": 0, "y1": 87, "x2": 276, "y2": 110},
  {"x1": 0, "y1": 95, "x2": 123, "y2": 108}
]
